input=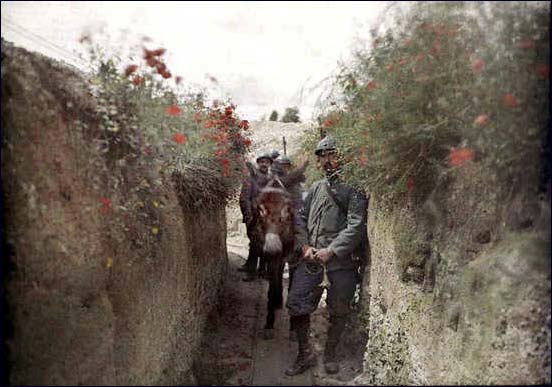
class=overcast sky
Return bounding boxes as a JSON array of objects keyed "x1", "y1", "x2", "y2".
[{"x1": 1, "y1": 1, "x2": 390, "y2": 121}]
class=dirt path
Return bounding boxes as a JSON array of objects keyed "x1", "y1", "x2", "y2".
[{"x1": 194, "y1": 243, "x2": 367, "y2": 386}]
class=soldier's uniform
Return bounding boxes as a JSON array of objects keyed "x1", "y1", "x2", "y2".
[{"x1": 285, "y1": 136, "x2": 368, "y2": 376}]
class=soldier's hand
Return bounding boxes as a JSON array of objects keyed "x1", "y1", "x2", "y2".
[
  {"x1": 314, "y1": 248, "x2": 334, "y2": 264},
  {"x1": 301, "y1": 245, "x2": 316, "y2": 260}
]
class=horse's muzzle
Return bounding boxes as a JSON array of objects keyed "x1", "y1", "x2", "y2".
[{"x1": 263, "y1": 232, "x2": 283, "y2": 257}]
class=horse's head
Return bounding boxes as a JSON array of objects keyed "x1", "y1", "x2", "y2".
[{"x1": 255, "y1": 187, "x2": 294, "y2": 259}]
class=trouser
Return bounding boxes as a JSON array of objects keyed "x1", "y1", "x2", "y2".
[
  {"x1": 287, "y1": 261, "x2": 356, "y2": 357},
  {"x1": 244, "y1": 223, "x2": 261, "y2": 272}
]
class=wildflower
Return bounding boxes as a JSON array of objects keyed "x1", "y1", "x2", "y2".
[
  {"x1": 155, "y1": 62, "x2": 166, "y2": 73},
  {"x1": 161, "y1": 71, "x2": 172, "y2": 79},
  {"x1": 172, "y1": 133, "x2": 186, "y2": 144},
  {"x1": 243, "y1": 138, "x2": 252, "y2": 147},
  {"x1": 132, "y1": 76, "x2": 142, "y2": 86},
  {"x1": 175, "y1": 76, "x2": 183, "y2": 84},
  {"x1": 385, "y1": 63, "x2": 394, "y2": 72},
  {"x1": 537, "y1": 64, "x2": 549, "y2": 79},
  {"x1": 473, "y1": 114, "x2": 489, "y2": 126},
  {"x1": 151, "y1": 48, "x2": 166, "y2": 56},
  {"x1": 124, "y1": 64, "x2": 138, "y2": 77},
  {"x1": 448, "y1": 147, "x2": 474, "y2": 167},
  {"x1": 151, "y1": 227, "x2": 159, "y2": 235},
  {"x1": 367, "y1": 80, "x2": 378, "y2": 90},
  {"x1": 502, "y1": 93, "x2": 518, "y2": 108},
  {"x1": 238, "y1": 120, "x2": 249, "y2": 130},
  {"x1": 322, "y1": 119, "x2": 333, "y2": 128},
  {"x1": 406, "y1": 177, "x2": 415, "y2": 193},
  {"x1": 399, "y1": 58, "x2": 408, "y2": 66},
  {"x1": 471, "y1": 58, "x2": 485, "y2": 73},
  {"x1": 164, "y1": 105, "x2": 182, "y2": 116},
  {"x1": 517, "y1": 39, "x2": 535, "y2": 49},
  {"x1": 100, "y1": 197, "x2": 112, "y2": 213}
]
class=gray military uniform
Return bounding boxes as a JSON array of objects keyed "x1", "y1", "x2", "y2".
[{"x1": 287, "y1": 174, "x2": 368, "y2": 317}]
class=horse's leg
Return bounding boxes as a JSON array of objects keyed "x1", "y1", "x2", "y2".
[{"x1": 263, "y1": 259, "x2": 284, "y2": 339}]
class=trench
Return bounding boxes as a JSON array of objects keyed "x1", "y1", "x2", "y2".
[{"x1": 191, "y1": 214, "x2": 369, "y2": 386}]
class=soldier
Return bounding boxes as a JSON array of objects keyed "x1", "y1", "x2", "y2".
[
  {"x1": 238, "y1": 151, "x2": 273, "y2": 281},
  {"x1": 285, "y1": 135, "x2": 368, "y2": 376}
]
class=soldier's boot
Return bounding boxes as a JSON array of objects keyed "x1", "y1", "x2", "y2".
[
  {"x1": 324, "y1": 315, "x2": 347, "y2": 374},
  {"x1": 285, "y1": 315, "x2": 316, "y2": 376}
]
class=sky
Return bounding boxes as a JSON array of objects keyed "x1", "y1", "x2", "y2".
[{"x1": 1, "y1": 1, "x2": 390, "y2": 121}]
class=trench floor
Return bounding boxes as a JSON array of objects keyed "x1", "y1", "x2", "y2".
[{"x1": 194, "y1": 245, "x2": 365, "y2": 386}]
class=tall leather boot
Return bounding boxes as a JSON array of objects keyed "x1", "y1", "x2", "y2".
[
  {"x1": 285, "y1": 315, "x2": 317, "y2": 376},
  {"x1": 324, "y1": 315, "x2": 347, "y2": 374}
]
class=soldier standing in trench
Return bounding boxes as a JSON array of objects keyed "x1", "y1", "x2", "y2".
[
  {"x1": 238, "y1": 152, "x2": 274, "y2": 281},
  {"x1": 285, "y1": 135, "x2": 368, "y2": 376}
]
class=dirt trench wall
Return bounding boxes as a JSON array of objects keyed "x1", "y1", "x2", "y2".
[
  {"x1": 357, "y1": 162, "x2": 550, "y2": 385},
  {"x1": 2, "y1": 41, "x2": 227, "y2": 385}
]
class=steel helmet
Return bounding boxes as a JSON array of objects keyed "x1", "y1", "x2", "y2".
[
  {"x1": 256, "y1": 152, "x2": 273, "y2": 163},
  {"x1": 315, "y1": 135, "x2": 337, "y2": 156},
  {"x1": 276, "y1": 155, "x2": 292, "y2": 166},
  {"x1": 270, "y1": 149, "x2": 281, "y2": 160}
]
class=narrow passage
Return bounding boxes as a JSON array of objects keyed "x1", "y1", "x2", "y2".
[{"x1": 195, "y1": 243, "x2": 366, "y2": 386}]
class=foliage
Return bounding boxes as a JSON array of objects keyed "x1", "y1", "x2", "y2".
[
  {"x1": 281, "y1": 106, "x2": 301, "y2": 123},
  {"x1": 308, "y1": 2, "x2": 549, "y2": 205},
  {"x1": 80, "y1": 39, "x2": 252, "y2": 209},
  {"x1": 269, "y1": 110, "x2": 279, "y2": 121}
]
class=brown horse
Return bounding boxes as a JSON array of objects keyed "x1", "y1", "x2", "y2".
[{"x1": 253, "y1": 163, "x2": 307, "y2": 339}]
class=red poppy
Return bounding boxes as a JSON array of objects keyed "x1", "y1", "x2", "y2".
[
  {"x1": 238, "y1": 120, "x2": 249, "y2": 130},
  {"x1": 155, "y1": 62, "x2": 167, "y2": 73},
  {"x1": 143, "y1": 48, "x2": 154, "y2": 60},
  {"x1": 221, "y1": 158, "x2": 231, "y2": 177},
  {"x1": 385, "y1": 63, "x2": 394, "y2": 72},
  {"x1": 473, "y1": 114, "x2": 489, "y2": 126},
  {"x1": 164, "y1": 105, "x2": 182, "y2": 116},
  {"x1": 448, "y1": 147, "x2": 474, "y2": 167},
  {"x1": 502, "y1": 93, "x2": 518, "y2": 108},
  {"x1": 172, "y1": 133, "x2": 186, "y2": 144},
  {"x1": 224, "y1": 105, "x2": 234, "y2": 117},
  {"x1": 399, "y1": 58, "x2": 408, "y2": 66},
  {"x1": 517, "y1": 39, "x2": 535, "y2": 49},
  {"x1": 537, "y1": 64, "x2": 549, "y2": 79},
  {"x1": 406, "y1": 177, "x2": 415, "y2": 193},
  {"x1": 100, "y1": 197, "x2": 112, "y2": 213},
  {"x1": 146, "y1": 57, "x2": 157, "y2": 67},
  {"x1": 193, "y1": 112, "x2": 202, "y2": 122},
  {"x1": 132, "y1": 76, "x2": 142, "y2": 86},
  {"x1": 175, "y1": 76, "x2": 183, "y2": 84},
  {"x1": 322, "y1": 119, "x2": 333, "y2": 128},
  {"x1": 243, "y1": 138, "x2": 252, "y2": 147},
  {"x1": 367, "y1": 80, "x2": 378, "y2": 90},
  {"x1": 471, "y1": 58, "x2": 485, "y2": 73},
  {"x1": 161, "y1": 71, "x2": 172, "y2": 79},
  {"x1": 124, "y1": 64, "x2": 138, "y2": 77},
  {"x1": 152, "y1": 48, "x2": 166, "y2": 56}
]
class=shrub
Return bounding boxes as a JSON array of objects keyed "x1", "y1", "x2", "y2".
[
  {"x1": 79, "y1": 38, "x2": 252, "y2": 209},
  {"x1": 269, "y1": 110, "x2": 279, "y2": 121},
  {"x1": 281, "y1": 106, "x2": 301, "y2": 123},
  {"x1": 308, "y1": 2, "x2": 549, "y2": 205}
]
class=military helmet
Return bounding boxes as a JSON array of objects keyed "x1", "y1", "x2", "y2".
[
  {"x1": 315, "y1": 135, "x2": 337, "y2": 156},
  {"x1": 276, "y1": 155, "x2": 292, "y2": 166},
  {"x1": 270, "y1": 149, "x2": 281, "y2": 160},
  {"x1": 256, "y1": 152, "x2": 273, "y2": 163}
]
